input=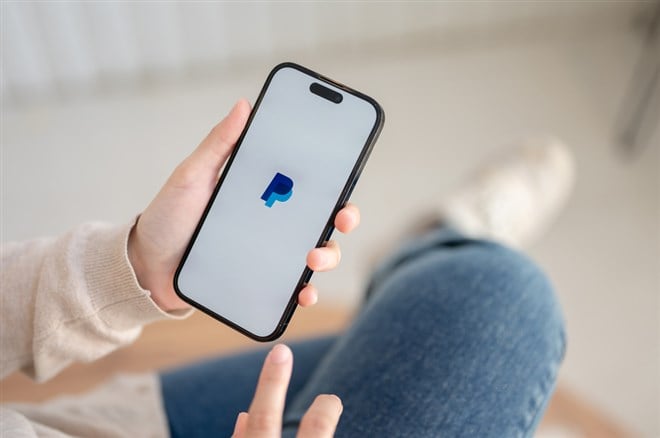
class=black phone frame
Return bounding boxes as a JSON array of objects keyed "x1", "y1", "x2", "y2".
[{"x1": 173, "y1": 62, "x2": 385, "y2": 342}]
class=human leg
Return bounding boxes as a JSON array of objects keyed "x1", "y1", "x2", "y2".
[{"x1": 282, "y1": 229, "x2": 566, "y2": 437}]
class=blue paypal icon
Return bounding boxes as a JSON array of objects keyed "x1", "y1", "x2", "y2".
[{"x1": 261, "y1": 172, "x2": 293, "y2": 207}]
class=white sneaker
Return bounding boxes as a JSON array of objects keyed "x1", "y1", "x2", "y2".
[{"x1": 439, "y1": 136, "x2": 575, "y2": 248}]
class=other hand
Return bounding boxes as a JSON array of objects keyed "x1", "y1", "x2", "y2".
[{"x1": 232, "y1": 344, "x2": 342, "y2": 438}]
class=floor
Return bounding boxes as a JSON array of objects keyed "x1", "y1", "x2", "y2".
[{"x1": 2, "y1": 20, "x2": 658, "y2": 437}]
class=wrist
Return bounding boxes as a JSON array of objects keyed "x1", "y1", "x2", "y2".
[
  {"x1": 127, "y1": 221, "x2": 188, "y2": 312},
  {"x1": 127, "y1": 224, "x2": 150, "y2": 294}
]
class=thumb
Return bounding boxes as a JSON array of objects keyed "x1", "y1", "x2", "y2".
[{"x1": 186, "y1": 99, "x2": 251, "y2": 180}]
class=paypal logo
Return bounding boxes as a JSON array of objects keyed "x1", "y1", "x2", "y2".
[{"x1": 261, "y1": 172, "x2": 293, "y2": 207}]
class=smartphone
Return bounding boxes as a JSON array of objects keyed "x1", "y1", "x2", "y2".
[{"x1": 174, "y1": 62, "x2": 384, "y2": 341}]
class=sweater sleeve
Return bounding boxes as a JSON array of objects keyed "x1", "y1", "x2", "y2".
[{"x1": 0, "y1": 220, "x2": 191, "y2": 382}]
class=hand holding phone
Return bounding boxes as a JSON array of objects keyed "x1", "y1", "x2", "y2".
[
  {"x1": 127, "y1": 100, "x2": 360, "y2": 314},
  {"x1": 175, "y1": 63, "x2": 383, "y2": 340},
  {"x1": 131, "y1": 63, "x2": 383, "y2": 341}
]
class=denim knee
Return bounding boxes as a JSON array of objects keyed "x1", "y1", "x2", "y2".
[
  {"x1": 361, "y1": 239, "x2": 566, "y2": 436},
  {"x1": 280, "y1": 239, "x2": 565, "y2": 438},
  {"x1": 367, "y1": 238, "x2": 566, "y2": 366}
]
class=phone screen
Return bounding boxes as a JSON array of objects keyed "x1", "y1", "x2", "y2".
[{"x1": 176, "y1": 64, "x2": 381, "y2": 339}]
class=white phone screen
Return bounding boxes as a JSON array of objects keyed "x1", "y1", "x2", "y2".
[{"x1": 176, "y1": 65, "x2": 380, "y2": 338}]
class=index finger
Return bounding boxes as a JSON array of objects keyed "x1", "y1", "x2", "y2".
[{"x1": 245, "y1": 344, "x2": 293, "y2": 437}]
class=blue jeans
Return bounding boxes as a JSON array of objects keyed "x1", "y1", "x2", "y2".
[{"x1": 160, "y1": 228, "x2": 566, "y2": 437}]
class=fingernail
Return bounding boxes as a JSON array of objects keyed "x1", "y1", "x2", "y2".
[{"x1": 270, "y1": 344, "x2": 291, "y2": 364}]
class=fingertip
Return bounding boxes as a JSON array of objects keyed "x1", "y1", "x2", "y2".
[
  {"x1": 301, "y1": 393, "x2": 344, "y2": 432},
  {"x1": 298, "y1": 284, "x2": 318, "y2": 307},
  {"x1": 325, "y1": 394, "x2": 343, "y2": 411},
  {"x1": 234, "y1": 98, "x2": 252, "y2": 116},
  {"x1": 269, "y1": 344, "x2": 292, "y2": 364},
  {"x1": 335, "y1": 204, "x2": 360, "y2": 233},
  {"x1": 226, "y1": 99, "x2": 251, "y2": 127},
  {"x1": 306, "y1": 248, "x2": 327, "y2": 270},
  {"x1": 308, "y1": 241, "x2": 341, "y2": 271},
  {"x1": 191, "y1": 99, "x2": 251, "y2": 175},
  {"x1": 319, "y1": 393, "x2": 343, "y2": 419},
  {"x1": 232, "y1": 411, "x2": 249, "y2": 438}
]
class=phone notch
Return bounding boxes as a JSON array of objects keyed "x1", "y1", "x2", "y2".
[{"x1": 310, "y1": 82, "x2": 343, "y2": 104}]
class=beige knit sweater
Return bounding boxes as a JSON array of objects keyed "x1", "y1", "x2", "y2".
[{"x1": 1, "y1": 220, "x2": 192, "y2": 437}]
